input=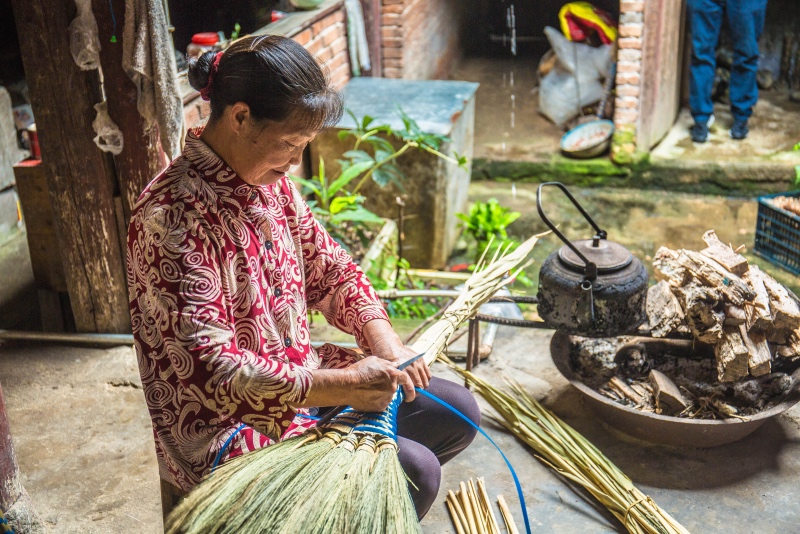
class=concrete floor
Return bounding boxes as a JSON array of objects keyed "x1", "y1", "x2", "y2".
[{"x1": 2, "y1": 323, "x2": 800, "y2": 533}]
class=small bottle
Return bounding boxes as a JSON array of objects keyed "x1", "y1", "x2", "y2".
[
  {"x1": 28, "y1": 123, "x2": 41, "y2": 160},
  {"x1": 187, "y1": 32, "x2": 220, "y2": 58}
]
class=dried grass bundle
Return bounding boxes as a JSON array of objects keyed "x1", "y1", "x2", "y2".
[
  {"x1": 442, "y1": 359, "x2": 691, "y2": 534},
  {"x1": 165, "y1": 234, "x2": 541, "y2": 533},
  {"x1": 446, "y1": 477, "x2": 519, "y2": 534}
]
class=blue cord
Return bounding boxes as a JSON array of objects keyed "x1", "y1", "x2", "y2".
[
  {"x1": 211, "y1": 423, "x2": 247, "y2": 472},
  {"x1": 415, "y1": 387, "x2": 532, "y2": 534},
  {"x1": 107, "y1": 0, "x2": 117, "y2": 42}
]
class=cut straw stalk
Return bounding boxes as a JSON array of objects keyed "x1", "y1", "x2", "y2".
[
  {"x1": 441, "y1": 358, "x2": 691, "y2": 534},
  {"x1": 166, "y1": 235, "x2": 543, "y2": 534},
  {"x1": 446, "y1": 478, "x2": 516, "y2": 534}
]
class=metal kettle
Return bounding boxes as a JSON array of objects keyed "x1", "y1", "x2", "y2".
[{"x1": 536, "y1": 182, "x2": 648, "y2": 337}]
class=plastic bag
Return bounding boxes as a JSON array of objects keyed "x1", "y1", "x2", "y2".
[
  {"x1": 92, "y1": 102, "x2": 124, "y2": 155},
  {"x1": 69, "y1": 0, "x2": 101, "y2": 70},
  {"x1": 538, "y1": 26, "x2": 613, "y2": 127}
]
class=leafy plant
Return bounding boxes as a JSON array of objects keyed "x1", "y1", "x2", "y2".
[
  {"x1": 368, "y1": 256, "x2": 443, "y2": 320},
  {"x1": 293, "y1": 109, "x2": 467, "y2": 253},
  {"x1": 457, "y1": 198, "x2": 521, "y2": 258}
]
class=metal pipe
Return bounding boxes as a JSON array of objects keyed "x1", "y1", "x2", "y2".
[
  {"x1": 0, "y1": 330, "x2": 473, "y2": 356},
  {"x1": 376, "y1": 289, "x2": 461, "y2": 299}
]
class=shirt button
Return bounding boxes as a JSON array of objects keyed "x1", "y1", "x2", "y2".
[
  {"x1": 249, "y1": 191, "x2": 257, "y2": 202},
  {"x1": 284, "y1": 337, "x2": 292, "y2": 348},
  {"x1": 264, "y1": 240, "x2": 273, "y2": 251},
  {"x1": 274, "y1": 287, "x2": 282, "y2": 297}
]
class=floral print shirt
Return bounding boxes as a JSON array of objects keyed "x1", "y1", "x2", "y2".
[{"x1": 127, "y1": 128, "x2": 388, "y2": 491}]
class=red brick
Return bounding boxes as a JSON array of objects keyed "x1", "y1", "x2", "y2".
[
  {"x1": 382, "y1": 4, "x2": 404, "y2": 14},
  {"x1": 324, "y1": 53, "x2": 348, "y2": 73},
  {"x1": 614, "y1": 109, "x2": 639, "y2": 125},
  {"x1": 615, "y1": 96, "x2": 639, "y2": 109},
  {"x1": 620, "y1": 1, "x2": 645, "y2": 12},
  {"x1": 382, "y1": 37, "x2": 403, "y2": 48},
  {"x1": 382, "y1": 47, "x2": 403, "y2": 59},
  {"x1": 382, "y1": 13, "x2": 402, "y2": 25},
  {"x1": 616, "y1": 71, "x2": 641, "y2": 85},
  {"x1": 383, "y1": 58, "x2": 403, "y2": 68},
  {"x1": 617, "y1": 48, "x2": 642, "y2": 62},
  {"x1": 383, "y1": 0, "x2": 405, "y2": 4},
  {"x1": 329, "y1": 36, "x2": 347, "y2": 56},
  {"x1": 617, "y1": 61, "x2": 641, "y2": 73},
  {"x1": 320, "y1": 25, "x2": 343, "y2": 46},
  {"x1": 330, "y1": 63, "x2": 351, "y2": 85},
  {"x1": 616, "y1": 84, "x2": 641, "y2": 97},
  {"x1": 381, "y1": 26, "x2": 402, "y2": 39},
  {"x1": 311, "y1": 20, "x2": 327, "y2": 36},
  {"x1": 327, "y1": 10, "x2": 345, "y2": 24},
  {"x1": 305, "y1": 37, "x2": 324, "y2": 55},
  {"x1": 292, "y1": 29, "x2": 312, "y2": 46},
  {"x1": 383, "y1": 66, "x2": 403, "y2": 78},
  {"x1": 315, "y1": 46, "x2": 335, "y2": 64},
  {"x1": 618, "y1": 37, "x2": 642, "y2": 49},
  {"x1": 619, "y1": 23, "x2": 643, "y2": 38}
]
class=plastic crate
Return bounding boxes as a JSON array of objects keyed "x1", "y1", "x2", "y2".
[{"x1": 754, "y1": 191, "x2": 800, "y2": 276}]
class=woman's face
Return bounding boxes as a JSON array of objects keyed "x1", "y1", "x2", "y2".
[
  {"x1": 225, "y1": 104, "x2": 317, "y2": 186},
  {"x1": 241, "y1": 120, "x2": 316, "y2": 186}
]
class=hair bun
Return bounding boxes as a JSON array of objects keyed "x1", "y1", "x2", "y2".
[{"x1": 187, "y1": 51, "x2": 218, "y2": 92}]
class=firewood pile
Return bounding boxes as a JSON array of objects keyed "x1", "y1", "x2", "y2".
[
  {"x1": 770, "y1": 195, "x2": 800, "y2": 217},
  {"x1": 649, "y1": 229, "x2": 800, "y2": 383}
]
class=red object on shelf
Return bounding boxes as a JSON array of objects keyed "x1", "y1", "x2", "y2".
[
  {"x1": 271, "y1": 10, "x2": 287, "y2": 22},
  {"x1": 191, "y1": 32, "x2": 220, "y2": 45},
  {"x1": 28, "y1": 124, "x2": 41, "y2": 160}
]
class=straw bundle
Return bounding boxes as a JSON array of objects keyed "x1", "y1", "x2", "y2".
[
  {"x1": 441, "y1": 359, "x2": 690, "y2": 534},
  {"x1": 446, "y1": 477, "x2": 519, "y2": 534},
  {"x1": 165, "y1": 235, "x2": 541, "y2": 534}
]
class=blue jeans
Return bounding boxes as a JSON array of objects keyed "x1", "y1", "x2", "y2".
[{"x1": 688, "y1": 0, "x2": 768, "y2": 124}]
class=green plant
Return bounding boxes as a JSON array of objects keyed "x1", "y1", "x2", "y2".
[
  {"x1": 368, "y1": 257, "x2": 440, "y2": 320},
  {"x1": 293, "y1": 109, "x2": 467, "y2": 252},
  {"x1": 457, "y1": 199, "x2": 521, "y2": 259}
]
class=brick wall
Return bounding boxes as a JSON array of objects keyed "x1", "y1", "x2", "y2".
[
  {"x1": 611, "y1": 0, "x2": 645, "y2": 164},
  {"x1": 292, "y1": 8, "x2": 352, "y2": 89},
  {"x1": 184, "y1": 3, "x2": 351, "y2": 129},
  {"x1": 381, "y1": 0, "x2": 464, "y2": 80}
]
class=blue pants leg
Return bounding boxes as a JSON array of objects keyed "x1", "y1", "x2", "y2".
[
  {"x1": 688, "y1": 0, "x2": 725, "y2": 125},
  {"x1": 726, "y1": 0, "x2": 768, "y2": 122}
]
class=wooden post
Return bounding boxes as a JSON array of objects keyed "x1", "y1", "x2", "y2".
[
  {"x1": 91, "y1": 0, "x2": 167, "y2": 223},
  {"x1": 12, "y1": 0, "x2": 132, "y2": 333},
  {"x1": 359, "y1": 0, "x2": 383, "y2": 77}
]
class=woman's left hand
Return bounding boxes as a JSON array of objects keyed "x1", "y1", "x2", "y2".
[{"x1": 363, "y1": 320, "x2": 432, "y2": 391}]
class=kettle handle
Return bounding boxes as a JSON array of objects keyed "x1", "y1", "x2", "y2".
[{"x1": 536, "y1": 182, "x2": 607, "y2": 281}]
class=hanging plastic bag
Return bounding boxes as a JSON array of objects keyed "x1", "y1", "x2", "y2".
[
  {"x1": 538, "y1": 26, "x2": 613, "y2": 127},
  {"x1": 92, "y1": 102, "x2": 124, "y2": 155},
  {"x1": 69, "y1": 0, "x2": 102, "y2": 70}
]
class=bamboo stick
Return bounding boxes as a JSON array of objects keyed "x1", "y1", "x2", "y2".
[{"x1": 497, "y1": 494, "x2": 520, "y2": 534}]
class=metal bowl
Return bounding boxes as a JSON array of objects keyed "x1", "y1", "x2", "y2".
[
  {"x1": 560, "y1": 119, "x2": 615, "y2": 159},
  {"x1": 550, "y1": 331, "x2": 800, "y2": 448}
]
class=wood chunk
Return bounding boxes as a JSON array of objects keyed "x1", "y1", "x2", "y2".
[
  {"x1": 677, "y1": 249, "x2": 755, "y2": 305},
  {"x1": 653, "y1": 247, "x2": 689, "y2": 287},
  {"x1": 646, "y1": 281, "x2": 685, "y2": 337},
  {"x1": 700, "y1": 230, "x2": 749, "y2": 276},
  {"x1": 715, "y1": 326, "x2": 750, "y2": 382},
  {"x1": 739, "y1": 325, "x2": 772, "y2": 377},
  {"x1": 723, "y1": 305, "x2": 747, "y2": 326},
  {"x1": 743, "y1": 266, "x2": 774, "y2": 330},
  {"x1": 673, "y1": 281, "x2": 723, "y2": 344},
  {"x1": 608, "y1": 377, "x2": 644, "y2": 405},
  {"x1": 648, "y1": 370, "x2": 688, "y2": 415},
  {"x1": 761, "y1": 272, "x2": 800, "y2": 330},
  {"x1": 777, "y1": 335, "x2": 800, "y2": 359},
  {"x1": 766, "y1": 328, "x2": 790, "y2": 344}
]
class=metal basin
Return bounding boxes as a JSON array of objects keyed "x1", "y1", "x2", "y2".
[
  {"x1": 560, "y1": 119, "x2": 614, "y2": 159},
  {"x1": 550, "y1": 331, "x2": 800, "y2": 448}
]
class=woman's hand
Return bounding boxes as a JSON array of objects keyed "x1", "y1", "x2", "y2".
[
  {"x1": 347, "y1": 356, "x2": 415, "y2": 411},
  {"x1": 362, "y1": 319, "x2": 432, "y2": 394}
]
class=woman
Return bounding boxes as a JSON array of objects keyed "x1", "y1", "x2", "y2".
[{"x1": 127, "y1": 35, "x2": 479, "y2": 519}]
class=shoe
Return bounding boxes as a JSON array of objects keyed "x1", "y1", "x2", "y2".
[
  {"x1": 690, "y1": 122, "x2": 709, "y2": 143},
  {"x1": 730, "y1": 119, "x2": 749, "y2": 140}
]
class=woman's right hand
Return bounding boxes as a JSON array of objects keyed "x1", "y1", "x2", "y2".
[{"x1": 346, "y1": 356, "x2": 415, "y2": 412}]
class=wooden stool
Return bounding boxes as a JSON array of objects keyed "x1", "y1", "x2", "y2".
[{"x1": 160, "y1": 478, "x2": 187, "y2": 523}]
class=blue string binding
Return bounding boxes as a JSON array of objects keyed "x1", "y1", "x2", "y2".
[
  {"x1": 211, "y1": 423, "x2": 247, "y2": 472},
  {"x1": 414, "y1": 387, "x2": 532, "y2": 534}
]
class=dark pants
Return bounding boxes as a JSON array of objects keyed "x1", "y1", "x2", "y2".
[
  {"x1": 396, "y1": 377, "x2": 480, "y2": 519},
  {"x1": 688, "y1": 0, "x2": 768, "y2": 123}
]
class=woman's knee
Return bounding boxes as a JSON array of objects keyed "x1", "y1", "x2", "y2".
[{"x1": 397, "y1": 438, "x2": 441, "y2": 519}]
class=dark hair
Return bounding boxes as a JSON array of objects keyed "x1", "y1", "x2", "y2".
[{"x1": 187, "y1": 35, "x2": 343, "y2": 131}]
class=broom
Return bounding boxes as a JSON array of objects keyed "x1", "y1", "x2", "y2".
[{"x1": 165, "y1": 234, "x2": 541, "y2": 534}]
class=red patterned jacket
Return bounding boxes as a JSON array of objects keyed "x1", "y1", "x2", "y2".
[{"x1": 127, "y1": 129, "x2": 388, "y2": 491}]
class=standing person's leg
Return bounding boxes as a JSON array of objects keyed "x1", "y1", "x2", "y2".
[
  {"x1": 726, "y1": 0, "x2": 768, "y2": 139},
  {"x1": 688, "y1": 0, "x2": 725, "y2": 141},
  {"x1": 396, "y1": 377, "x2": 481, "y2": 519}
]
